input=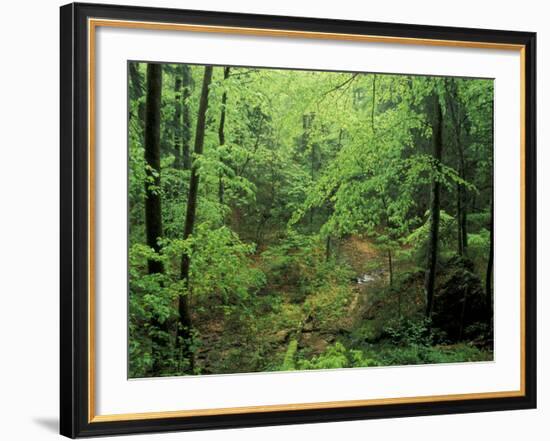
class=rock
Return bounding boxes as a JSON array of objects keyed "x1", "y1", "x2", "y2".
[
  {"x1": 274, "y1": 329, "x2": 290, "y2": 343},
  {"x1": 299, "y1": 333, "x2": 328, "y2": 355},
  {"x1": 432, "y1": 255, "x2": 489, "y2": 343}
]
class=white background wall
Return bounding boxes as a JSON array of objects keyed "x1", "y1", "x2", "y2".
[{"x1": 0, "y1": 0, "x2": 546, "y2": 439}]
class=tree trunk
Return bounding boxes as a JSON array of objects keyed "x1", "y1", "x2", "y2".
[
  {"x1": 177, "y1": 66, "x2": 213, "y2": 373},
  {"x1": 144, "y1": 64, "x2": 164, "y2": 275},
  {"x1": 143, "y1": 63, "x2": 166, "y2": 375},
  {"x1": 485, "y1": 196, "x2": 494, "y2": 316},
  {"x1": 181, "y1": 65, "x2": 193, "y2": 170},
  {"x1": 129, "y1": 62, "x2": 143, "y2": 102},
  {"x1": 456, "y1": 136, "x2": 468, "y2": 255},
  {"x1": 310, "y1": 142, "x2": 315, "y2": 227},
  {"x1": 218, "y1": 67, "x2": 230, "y2": 205},
  {"x1": 388, "y1": 249, "x2": 393, "y2": 287},
  {"x1": 301, "y1": 113, "x2": 316, "y2": 228},
  {"x1": 425, "y1": 93, "x2": 443, "y2": 319},
  {"x1": 128, "y1": 62, "x2": 145, "y2": 142},
  {"x1": 173, "y1": 70, "x2": 183, "y2": 168},
  {"x1": 456, "y1": 181, "x2": 463, "y2": 255},
  {"x1": 447, "y1": 79, "x2": 468, "y2": 256},
  {"x1": 461, "y1": 192, "x2": 468, "y2": 252},
  {"x1": 398, "y1": 289, "x2": 402, "y2": 320},
  {"x1": 381, "y1": 199, "x2": 393, "y2": 288}
]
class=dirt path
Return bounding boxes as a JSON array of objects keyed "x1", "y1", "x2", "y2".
[
  {"x1": 198, "y1": 235, "x2": 389, "y2": 368},
  {"x1": 297, "y1": 236, "x2": 387, "y2": 355},
  {"x1": 340, "y1": 236, "x2": 380, "y2": 274},
  {"x1": 340, "y1": 236, "x2": 387, "y2": 326}
]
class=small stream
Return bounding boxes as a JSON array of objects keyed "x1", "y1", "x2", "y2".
[
  {"x1": 298, "y1": 268, "x2": 387, "y2": 356},
  {"x1": 354, "y1": 268, "x2": 386, "y2": 285},
  {"x1": 356, "y1": 273, "x2": 376, "y2": 284}
]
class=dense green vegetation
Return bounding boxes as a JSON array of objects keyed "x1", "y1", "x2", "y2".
[{"x1": 128, "y1": 62, "x2": 494, "y2": 378}]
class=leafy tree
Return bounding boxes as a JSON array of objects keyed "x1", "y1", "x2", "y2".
[
  {"x1": 178, "y1": 66, "x2": 214, "y2": 373},
  {"x1": 128, "y1": 62, "x2": 495, "y2": 377}
]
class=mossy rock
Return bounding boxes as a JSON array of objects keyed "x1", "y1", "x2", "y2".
[{"x1": 432, "y1": 255, "x2": 490, "y2": 343}]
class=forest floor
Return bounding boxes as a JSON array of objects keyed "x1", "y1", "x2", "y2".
[
  {"x1": 340, "y1": 236, "x2": 387, "y2": 316},
  {"x1": 299, "y1": 236, "x2": 387, "y2": 353},
  {"x1": 195, "y1": 235, "x2": 386, "y2": 371},
  {"x1": 194, "y1": 235, "x2": 493, "y2": 375}
]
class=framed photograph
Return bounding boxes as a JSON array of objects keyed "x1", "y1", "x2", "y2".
[{"x1": 60, "y1": 2, "x2": 536, "y2": 438}]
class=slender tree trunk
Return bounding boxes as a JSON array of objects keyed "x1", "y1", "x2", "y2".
[
  {"x1": 425, "y1": 93, "x2": 443, "y2": 319},
  {"x1": 387, "y1": 249, "x2": 393, "y2": 287},
  {"x1": 485, "y1": 196, "x2": 494, "y2": 316},
  {"x1": 456, "y1": 181, "x2": 463, "y2": 255},
  {"x1": 237, "y1": 116, "x2": 264, "y2": 177},
  {"x1": 177, "y1": 66, "x2": 213, "y2": 373},
  {"x1": 255, "y1": 158, "x2": 276, "y2": 245},
  {"x1": 129, "y1": 62, "x2": 143, "y2": 102},
  {"x1": 301, "y1": 113, "x2": 316, "y2": 228},
  {"x1": 456, "y1": 141, "x2": 468, "y2": 255},
  {"x1": 173, "y1": 70, "x2": 183, "y2": 168},
  {"x1": 461, "y1": 194, "x2": 468, "y2": 252},
  {"x1": 398, "y1": 289, "x2": 402, "y2": 320},
  {"x1": 181, "y1": 65, "x2": 193, "y2": 170},
  {"x1": 381, "y1": 200, "x2": 393, "y2": 288},
  {"x1": 128, "y1": 62, "x2": 145, "y2": 142},
  {"x1": 218, "y1": 67, "x2": 230, "y2": 205},
  {"x1": 144, "y1": 64, "x2": 164, "y2": 275},
  {"x1": 325, "y1": 235, "x2": 331, "y2": 262},
  {"x1": 460, "y1": 175, "x2": 468, "y2": 253},
  {"x1": 310, "y1": 142, "x2": 315, "y2": 227},
  {"x1": 144, "y1": 63, "x2": 165, "y2": 375},
  {"x1": 447, "y1": 79, "x2": 468, "y2": 256}
]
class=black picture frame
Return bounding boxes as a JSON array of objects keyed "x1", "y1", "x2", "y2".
[{"x1": 60, "y1": 2, "x2": 537, "y2": 438}]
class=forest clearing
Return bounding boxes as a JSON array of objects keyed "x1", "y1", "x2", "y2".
[{"x1": 128, "y1": 62, "x2": 494, "y2": 378}]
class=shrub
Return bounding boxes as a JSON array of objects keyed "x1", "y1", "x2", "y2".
[{"x1": 383, "y1": 317, "x2": 434, "y2": 346}]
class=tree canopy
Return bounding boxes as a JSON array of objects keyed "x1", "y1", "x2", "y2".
[{"x1": 128, "y1": 62, "x2": 494, "y2": 377}]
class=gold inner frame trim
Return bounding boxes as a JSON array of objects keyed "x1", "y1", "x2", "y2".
[
  {"x1": 87, "y1": 17, "x2": 527, "y2": 423},
  {"x1": 91, "y1": 390, "x2": 524, "y2": 423}
]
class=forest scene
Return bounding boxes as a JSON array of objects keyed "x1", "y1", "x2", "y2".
[{"x1": 128, "y1": 61, "x2": 494, "y2": 378}]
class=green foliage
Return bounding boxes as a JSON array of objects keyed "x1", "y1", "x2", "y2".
[
  {"x1": 363, "y1": 341, "x2": 490, "y2": 366},
  {"x1": 260, "y1": 230, "x2": 353, "y2": 303},
  {"x1": 467, "y1": 228, "x2": 491, "y2": 273},
  {"x1": 281, "y1": 339, "x2": 299, "y2": 371},
  {"x1": 293, "y1": 339, "x2": 490, "y2": 371},
  {"x1": 298, "y1": 342, "x2": 351, "y2": 370},
  {"x1": 128, "y1": 61, "x2": 494, "y2": 377},
  {"x1": 404, "y1": 210, "x2": 457, "y2": 260},
  {"x1": 303, "y1": 284, "x2": 351, "y2": 331},
  {"x1": 384, "y1": 317, "x2": 434, "y2": 346},
  {"x1": 128, "y1": 244, "x2": 178, "y2": 377},
  {"x1": 260, "y1": 231, "x2": 319, "y2": 296}
]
